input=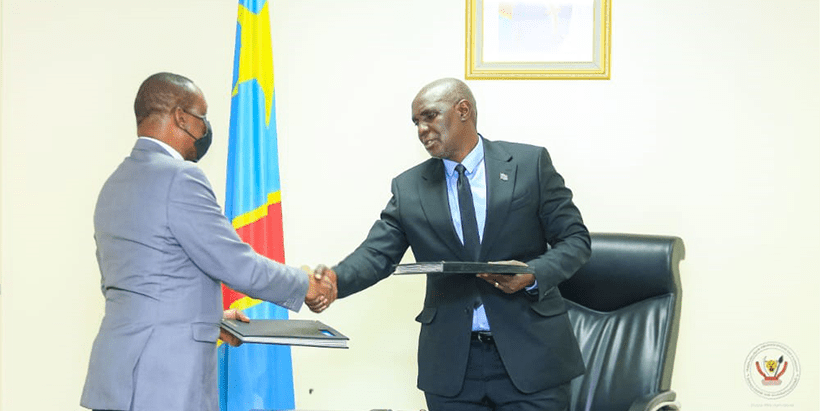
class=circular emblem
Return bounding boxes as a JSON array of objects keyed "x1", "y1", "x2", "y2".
[{"x1": 744, "y1": 341, "x2": 800, "y2": 399}]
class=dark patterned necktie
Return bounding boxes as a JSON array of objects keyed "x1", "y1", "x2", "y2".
[{"x1": 456, "y1": 164, "x2": 480, "y2": 260}]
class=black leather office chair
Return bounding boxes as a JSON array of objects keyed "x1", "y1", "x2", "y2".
[{"x1": 558, "y1": 233, "x2": 684, "y2": 411}]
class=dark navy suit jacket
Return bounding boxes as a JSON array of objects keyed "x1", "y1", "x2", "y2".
[{"x1": 334, "y1": 137, "x2": 590, "y2": 396}]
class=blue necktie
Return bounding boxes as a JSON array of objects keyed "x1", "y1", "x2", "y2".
[{"x1": 456, "y1": 164, "x2": 480, "y2": 260}]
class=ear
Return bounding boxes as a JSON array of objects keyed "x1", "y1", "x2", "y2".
[
  {"x1": 456, "y1": 99, "x2": 471, "y2": 121},
  {"x1": 172, "y1": 106, "x2": 186, "y2": 128}
]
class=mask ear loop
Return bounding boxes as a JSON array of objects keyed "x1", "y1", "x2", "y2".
[{"x1": 176, "y1": 106, "x2": 206, "y2": 141}]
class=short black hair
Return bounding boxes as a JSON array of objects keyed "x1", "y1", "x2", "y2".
[
  {"x1": 417, "y1": 78, "x2": 478, "y2": 125},
  {"x1": 134, "y1": 72, "x2": 198, "y2": 124}
]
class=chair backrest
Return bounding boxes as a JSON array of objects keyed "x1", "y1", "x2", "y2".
[{"x1": 558, "y1": 233, "x2": 684, "y2": 411}]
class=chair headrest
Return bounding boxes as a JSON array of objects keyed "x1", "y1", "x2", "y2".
[{"x1": 559, "y1": 233, "x2": 685, "y2": 311}]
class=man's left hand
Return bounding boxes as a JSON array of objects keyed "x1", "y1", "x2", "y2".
[
  {"x1": 220, "y1": 309, "x2": 250, "y2": 347},
  {"x1": 477, "y1": 260, "x2": 534, "y2": 294}
]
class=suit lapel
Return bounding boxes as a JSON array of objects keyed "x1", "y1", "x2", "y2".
[
  {"x1": 480, "y1": 139, "x2": 516, "y2": 260},
  {"x1": 418, "y1": 160, "x2": 466, "y2": 258}
]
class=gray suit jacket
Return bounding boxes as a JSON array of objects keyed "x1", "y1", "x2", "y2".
[
  {"x1": 334, "y1": 137, "x2": 590, "y2": 396},
  {"x1": 81, "y1": 138, "x2": 307, "y2": 411}
]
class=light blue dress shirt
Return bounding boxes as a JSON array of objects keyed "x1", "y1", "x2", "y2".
[{"x1": 442, "y1": 141, "x2": 492, "y2": 331}]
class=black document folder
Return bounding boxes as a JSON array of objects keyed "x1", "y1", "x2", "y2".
[
  {"x1": 220, "y1": 319, "x2": 349, "y2": 348},
  {"x1": 392, "y1": 261, "x2": 533, "y2": 275}
]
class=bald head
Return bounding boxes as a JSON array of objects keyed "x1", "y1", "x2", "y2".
[
  {"x1": 134, "y1": 72, "x2": 201, "y2": 125},
  {"x1": 411, "y1": 78, "x2": 480, "y2": 163},
  {"x1": 414, "y1": 78, "x2": 477, "y2": 127}
]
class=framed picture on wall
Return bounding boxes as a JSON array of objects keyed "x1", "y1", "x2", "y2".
[{"x1": 466, "y1": 0, "x2": 611, "y2": 80}]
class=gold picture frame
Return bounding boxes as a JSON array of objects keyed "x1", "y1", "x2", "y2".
[{"x1": 466, "y1": 0, "x2": 611, "y2": 80}]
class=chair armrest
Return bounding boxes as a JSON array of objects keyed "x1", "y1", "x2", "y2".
[{"x1": 628, "y1": 390, "x2": 680, "y2": 411}]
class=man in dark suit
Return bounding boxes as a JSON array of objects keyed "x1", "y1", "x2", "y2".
[{"x1": 319, "y1": 78, "x2": 590, "y2": 411}]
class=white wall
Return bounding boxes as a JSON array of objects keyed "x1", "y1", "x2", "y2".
[
  {"x1": 1, "y1": 1, "x2": 818, "y2": 410},
  {"x1": 0, "y1": 0, "x2": 4, "y2": 402}
]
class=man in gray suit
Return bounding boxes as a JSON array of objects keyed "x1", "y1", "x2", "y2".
[
  {"x1": 81, "y1": 72, "x2": 334, "y2": 411},
  {"x1": 318, "y1": 78, "x2": 590, "y2": 411}
]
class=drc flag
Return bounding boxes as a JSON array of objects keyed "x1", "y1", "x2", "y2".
[{"x1": 218, "y1": 1, "x2": 295, "y2": 410}]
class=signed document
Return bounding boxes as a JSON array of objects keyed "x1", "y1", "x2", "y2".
[
  {"x1": 221, "y1": 319, "x2": 349, "y2": 349},
  {"x1": 392, "y1": 261, "x2": 533, "y2": 275}
]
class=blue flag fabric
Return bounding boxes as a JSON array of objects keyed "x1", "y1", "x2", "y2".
[{"x1": 218, "y1": 1, "x2": 296, "y2": 410}]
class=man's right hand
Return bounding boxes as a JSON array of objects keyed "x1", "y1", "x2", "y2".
[{"x1": 305, "y1": 264, "x2": 337, "y2": 313}]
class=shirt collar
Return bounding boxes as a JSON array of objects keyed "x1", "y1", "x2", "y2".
[
  {"x1": 138, "y1": 136, "x2": 184, "y2": 161},
  {"x1": 443, "y1": 136, "x2": 484, "y2": 177}
]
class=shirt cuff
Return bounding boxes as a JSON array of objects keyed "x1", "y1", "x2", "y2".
[{"x1": 525, "y1": 279, "x2": 538, "y2": 294}]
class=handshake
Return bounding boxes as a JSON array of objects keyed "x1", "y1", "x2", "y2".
[{"x1": 304, "y1": 264, "x2": 337, "y2": 313}]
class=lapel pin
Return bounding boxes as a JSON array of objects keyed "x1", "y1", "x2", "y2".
[{"x1": 500, "y1": 173, "x2": 508, "y2": 181}]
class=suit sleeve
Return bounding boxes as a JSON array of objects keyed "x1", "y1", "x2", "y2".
[
  {"x1": 333, "y1": 178, "x2": 410, "y2": 298},
  {"x1": 166, "y1": 166, "x2": 308, "y2": 311},
  {"x1": 527, "y1": 148, "x2": 591, "y2": 298}
]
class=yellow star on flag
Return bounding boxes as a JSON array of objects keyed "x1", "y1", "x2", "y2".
[{"x1": 232, "y1": 1, "x2": 274, "y2": 125}]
